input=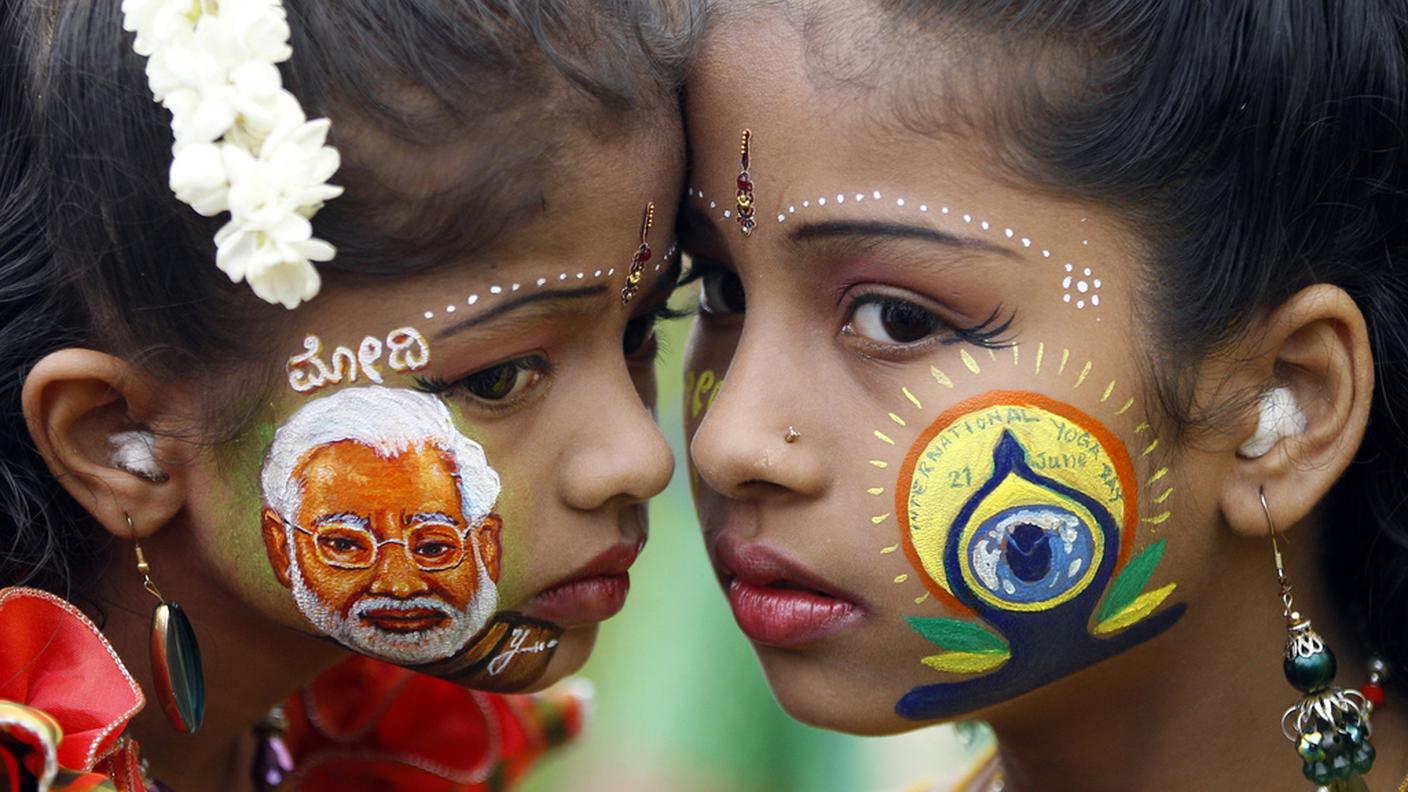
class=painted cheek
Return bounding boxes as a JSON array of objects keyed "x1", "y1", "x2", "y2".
[{"x1": 849, "y1": 343, "x2": 1183, "y2": 720}]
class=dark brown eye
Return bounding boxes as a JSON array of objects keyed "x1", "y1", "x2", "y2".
[
  {"x1": 623, "y1": 312, "x2": 658, "y2": 358},
  {"x1": 462, "y1": 357, "x2": 543, "y2": 401},
  {"x1": 700, "y1": 269, "x2": 745, "y2": 316},
  {"x1": 850, "y1": 299, "x2": 942, "y2": 344}
]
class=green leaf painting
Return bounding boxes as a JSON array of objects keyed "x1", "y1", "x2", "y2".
[
  {"x1": 1096, "y1": 539, "x2": 1167, "y2": 623},
  {"x1": 906, "y1": 616, "x2": 1008, "y2": 654}
]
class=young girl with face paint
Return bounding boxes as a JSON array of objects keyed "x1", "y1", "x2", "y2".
[
  {"x1": 0, "y1": 1, "x2": 693, "y2": 789},
  {"x1": 680, "y1": 1, "x2": 1408, "y2": 789}
]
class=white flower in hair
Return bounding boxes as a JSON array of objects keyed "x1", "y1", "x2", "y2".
[{"x1": 124, "y1": 0, "x2": 341, "y2": 310}]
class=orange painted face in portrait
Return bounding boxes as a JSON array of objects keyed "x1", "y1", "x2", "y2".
[{"x1": 261, "y1": 442, "x2": 502, "y2": 633}]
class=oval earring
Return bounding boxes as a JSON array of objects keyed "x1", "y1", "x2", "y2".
[{"x1": 130, "y1": 514, "x2": 205, "y2": 733}]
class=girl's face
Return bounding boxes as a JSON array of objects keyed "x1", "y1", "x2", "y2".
[
  {"x1": 682, "y1": 15, "x2": 1225, "y2": 734},
  {"x1": 185, "y1": 124, "x2": 681, "y2": 691}
]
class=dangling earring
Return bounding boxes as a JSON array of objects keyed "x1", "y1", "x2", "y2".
[
  {"x1": 620, "y1": 202, "x2": 655, "y2": 305},
  {"x1": 1262, "y1": 490, "x2": 1376, "y2": 789},
  {"x1": 735, "y1": 128, "x2": 755, "y2": 237},
  {"x1": 131, "y1": 513, "x2": 205, "y2": 733}
]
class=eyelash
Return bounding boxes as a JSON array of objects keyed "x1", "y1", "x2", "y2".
[
  {"x1": 944, "y1": 305, "x2": 1016, "y2": 349},
  {"x1": 411, "y1": 354, "x2": 551, "y2": 413}
]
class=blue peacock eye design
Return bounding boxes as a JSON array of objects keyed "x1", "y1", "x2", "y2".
[{"x1": 968, "y1": 505, "x2": 1096, "y2": 607}]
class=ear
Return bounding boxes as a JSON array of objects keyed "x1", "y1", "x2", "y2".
[
  {"x1": 260, "y1": 506, "x2": 293, "y2": 588},
  {"x1": 475, "y1": 513, "x2": 503, "y2": 582},
  {"x1": 1218, "y1": 285, "x2": 1373, "y2": 537},
  {"x1": 21, "y1": 349, "x2": 187, "y2": 542}
]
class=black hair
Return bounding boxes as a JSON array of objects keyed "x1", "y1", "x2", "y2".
[
  {"x1": 850, "y1": 0, "x2": 1408, "y2": 690},
  {"x1": 0, "y1": 0, "x2": 696, "y2": 595}
]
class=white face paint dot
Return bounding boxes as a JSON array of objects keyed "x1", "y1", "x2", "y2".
[
  {"x1": 803, "y1": 200, "x2": 810, "y2": 208},
  {"x1": 777, "y1": 213, "x2": 786, "y2": 222},
  {"x1": 687, "y1": 188, "x2": 694, "y2": 196},
  {"x1": 512, "y1": 283, "x2": 521, "y2": 291},
  {"x1": 1077, "y1": 300, "x2": 1086, "y2": 309},
  {"x1": 963, "y1": 214, "x2": 973, "y2": 223},
  {"x1": 1063, "y1": 276, "x2": 1073, "y2": 288},
  {"x1": 446, "y1": 304, "x2": 456, "y2": 312},
  {"x1": 536, "y1": 278, "x2": 546, "y2": 286},
  {"x1": 980, "y1": 220, "x2": 990, "y2": 230},
  {"x1": 710, "y1": 201, "x2": 716, "y2": 209},
  {"x1": 468, "y1": 294, "x2": 479, "y2": 305},
  {"x1": 1083, "y1": 240, "x2": 1090, "y2": 246},
  {"x1": 423, "y1": 311, "x2": 434, "y2": 319},
  {"x1": 1093, "y1": 279, "x2": 1102, "y2": 288},
  {"x1": 789, "y1": 205, "x2": 796, "y2": 213},
  {"x1": 897, "y1": 198, "x2": 906, "y2": 207},
  {"x1": 607, "y1": 268, "x2": 615, "y2": 276},
  {"x1": 490, "y1": 285, "x2": 503, "y2": 294},
  {"x1": 1021, "y1": 238, "x2": 1031, "y2": 247},
  {"x1": 856, "y1": 194, "x2": 864, "y2": 202},
  {"x1": 873, "y1": 190, "x2": 882, "y2": 199},
  {"x1": 1084, "y1": 267, "x2": 1093, "y2": 277},
  {"x1": 941, "y1": 207, "x2": 950, "y2": 214},
  {"x1": 837, "y1": 194, "x2": 845, "y2": 203},
  {"x1": 560, "y1": 273, "x2": 568, "y2": 280},
  {"x1": 1064, "y1": 294, "x2": 1072, "y2": 303},
  {"x1": 1065, "y1": 262, "x2": 1074, "y2": 272},
  {"x1": 1092, "y1": 295, "x2": 1101, "y2": 307},
  {"x1": 1043, "y1": 250, "x2": 1052, "y2": 258},
  {"x1": 576, "y1": 272, "x2": 584, "y2": 279},
  {"x1": 818, "y1": 197, "x2": 827, "y2": 206},
  {"x1": 724, "y1": 210, "x2": 732, "y2": 218},
  {"x1": 594, "y1": 270, "x2": 602, "y2": 277},
  {"x1": 920, "y1": 204, "x2": 928, "y2": 212},
  {"x1": 1004, "y1": 228, "x2": 1014, "y2": 238},
  {"x1": 1077, "y1": 281, "x2": 1089, "y2": 293}
]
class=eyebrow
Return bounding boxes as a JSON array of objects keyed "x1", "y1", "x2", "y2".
[
  {"x1": 434, "y1": 285, "x2": 609, "y2": 341},
  {"x1": 312, "y1": 512, "x2": 368, "y2": 528},
  {"x1": 407, "y1": 511, "x2": 460, "y2": 526},
  {"x1": 789, "y1": 220, "x2": 1020, "y2": 260}
]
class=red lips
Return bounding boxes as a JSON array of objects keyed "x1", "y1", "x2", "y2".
[
  {"x1": 529, "y1": 542, "x2": 642, "y2": 627},
  {"x1": 360, "y1": 608, "x2": 448, "y2": 634},
  {"x1": 713, "y1": 537, "x2": 863, "y2": 647}
]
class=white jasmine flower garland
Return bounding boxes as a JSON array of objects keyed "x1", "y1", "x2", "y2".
[{"x1": 122, "y1": 0, "x2": 342, "y2": 309}]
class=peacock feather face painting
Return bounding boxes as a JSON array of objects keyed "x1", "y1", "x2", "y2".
[{"x1": 865, "y1": 346, "x2": 1186, "y2": 720}]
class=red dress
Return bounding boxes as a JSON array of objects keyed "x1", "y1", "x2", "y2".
[{"x1": 0, "y1": 587, "x2": 587, "y2": 792}]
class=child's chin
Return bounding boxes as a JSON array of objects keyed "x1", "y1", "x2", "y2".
[
  {"x1": 513, "y1": 624, "x2": 600, "y2": 693},
  {"x1": 758, "y1": 652, "x2": 936, "y2": 736}
]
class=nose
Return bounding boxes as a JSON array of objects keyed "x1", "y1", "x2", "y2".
[
  {"x1": 688, "y1": 322, "x2": 827, "y2": 499},
  {"x1": 557, "y1": 361, "x2": 675, "y2": 512},
  {"x1": 368, "y1": 535, "x2": 431, "y2": 599}
]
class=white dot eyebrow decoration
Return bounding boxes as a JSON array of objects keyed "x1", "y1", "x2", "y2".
[{"x1": 684, "y1": 181, "x2": 1104, "y2": 315}]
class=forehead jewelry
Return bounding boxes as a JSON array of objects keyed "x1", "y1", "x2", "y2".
[
  {"x1": 784, "y1": 426, "x2": 801, "y2": 444},
  {"x1": 1263, "y1": 489, "x2": 1378, "y2": 787},
  {"x1": 620, "y1": 202, "x2": 655, "y2": 305},
  {"x1": 735, "y1": 129, "x2": 755, "y2": 237},
  {"x1": 130, "y1": 513, "x2": 206, "y2": 734}
]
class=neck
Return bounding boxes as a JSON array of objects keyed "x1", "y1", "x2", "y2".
[
  {"x1": 90, "y1": 534, "x2": 343, "y2": 791},
  {"x1": 984, "y1": 527, "x2": 1408, "y2": 792}
]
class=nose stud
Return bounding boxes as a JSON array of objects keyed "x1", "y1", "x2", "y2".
[{"x1": 784, "y1": 426, "x2": 801, "y2": 444}]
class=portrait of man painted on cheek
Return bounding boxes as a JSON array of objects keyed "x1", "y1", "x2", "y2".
[{"x1": 259, "y1": 386, "x2": 504, "y2": 665}]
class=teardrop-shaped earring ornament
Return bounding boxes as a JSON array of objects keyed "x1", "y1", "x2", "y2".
[{"x1": 131, "y1": 514, "x2": 206, "y2": 733}]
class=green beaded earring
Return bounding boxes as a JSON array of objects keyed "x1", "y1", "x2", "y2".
[{"x1": 1262, "y1": 490, "x2": 1376, "y2": 790}]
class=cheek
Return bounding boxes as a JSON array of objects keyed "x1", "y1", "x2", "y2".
[{"x1": 842, "y1": 346, "x2": 1186, "y2": 722}]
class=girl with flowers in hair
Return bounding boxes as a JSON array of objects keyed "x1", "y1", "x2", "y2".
[{"x1": 0, "y1": 0, "x2": 694, "y2": 789}]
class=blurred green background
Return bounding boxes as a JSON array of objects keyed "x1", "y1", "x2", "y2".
[{"x1": 519, "y1": 314, "x2": 990, "y2": 792}]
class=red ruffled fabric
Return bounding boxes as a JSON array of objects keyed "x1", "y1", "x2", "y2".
[
  {"x1": 0, "y1": 586, "x2": 588, "y2": 792},
  {"x1": 0, "y1": 587, "x2": 145, "y2": 792},
  {"x1": 284, "y1": 654, "x2": 589, "y2": 792}
]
